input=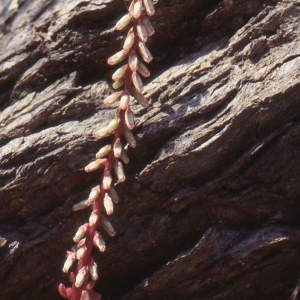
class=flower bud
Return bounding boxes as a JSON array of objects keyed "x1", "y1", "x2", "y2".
[
  {"x1": 94, "y1": 118, "x2": 120, "y2": 139},
  {"x1": 137, "y1": 41, "x2": 153, "y2": 63},
  {"x1": 75, "y1": 266, "x2": 87, "y2": 287},
  {"x1": 104, "y1": 193, "x2": 114, "y2": 215},
  {"x1": 85, "y1": 185, "x2": 101, "y2": 206},
  {"x1": 108, "y1": 118, "x2": 120, "y2": 133},
  {"x1": 85, "y1": 158, "x2": 107, "y2": 172},
  {"x1": 62, "y1": 252, "x2": 76, "y2": 273},
  {"x1": 116, "y1": 13, "x2": 132, "y2": 30},
  {"x1": 137, "y1": 61, "x2": 150, "y2": 77},
  {"x1": 107, "y1": 50, "x2": 126, "y2": 65},
  {"x1": 124, "y1": 128, "x2": 137, "y2": 148},
  {"x1": 113, "y1": 160, "x2": 126, "y2": 182},
  {"x1": 133, "y1": 89, "x2": 149, "y2": 107},
  {"x1": 142, "y1": 16, "x2": 155, "y2": 36},
  {"x1": 143, "y1": 0, "x2": 155, "y2": 16},
  {"x1": 129, "y1": 51, "x2": 138, "y2": 71},
  {"x1": 137, "y1": 19, "x2": 148, "y2": 43},
  {"x1": 132, "y1": 71, "x2": 144, "y2": 93},
  {"x1": 72, "y1": 200, "x2": 88, "y2": 211},
  {"x1": 96, "y1": 145, "x2": 111, "y2": 158},
  {"x1": 73, "y1": 223, "x2": 89, "y2": 242},
  {"x1": 120, "y1": 149, "x2": 130, "y2": 164},
  {"x1": 103, "y1": 174, "x2": 112, "y2": 190},
  {"x1": 119, "y1": 93, "x2": 129, "y2": 110},
  {"x1": 123, "y1": 32, "x2": 135, "y2": 52},
  {"x1": 76, "y1": 247, "x2": 87, "y2": 260},
  {"x1": 125, "y1": 107, "x2": 135, "y2": 130},
  {"x1": 133, "y1": 0, "x2": 142, "y2": 19},
  {"x1": 72, "y1": 238, "x2": 86, "y2": 251},
  {"x1": 108, "y1": 187, "x2": 120, "y2": 203},
  {"x1": 112, "y1": 64, "x2": 128, "y2": 81},
  {"x1": 94, "y1": 127, "x2": 109, "y2": 139},
  {"x1": 93, "y1": 231, "x2": 106, "y2": 252},
  {"x1": 113, "y1": 138, "x2": 122, "y2": 158},
  {"x1": 89, "y1": 210, "x2": 99, "y2": 226},
  {"x1": 88, "y1": 259, "x2": 98, "y2": 281},
  {"x1": 103, "y1": 217, "x2": 116, "y2": 237},
  {"x1": 103, "y1": 92, "x2": 122, "y2": 106},
  {"x1": 112, "y1": 79, "x2": 125, "y2": 89}
]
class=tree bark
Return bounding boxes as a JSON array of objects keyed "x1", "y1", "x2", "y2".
[{"x1": 1, "y1": 0, "x2": 300, "y2": 299}]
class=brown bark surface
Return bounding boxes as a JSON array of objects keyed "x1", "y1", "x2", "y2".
[{"x1": 1, "y1": 0, "x2": 300, "y2": 299}]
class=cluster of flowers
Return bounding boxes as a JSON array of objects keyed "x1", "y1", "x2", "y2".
[{"x1": 59, "y1": 0, "x2": 155, "y2": 299}]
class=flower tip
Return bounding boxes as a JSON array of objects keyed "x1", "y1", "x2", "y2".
[
  {"x1": 75, "y1": 267, "x2": 87, "y2": 288},
  {"x1": 89, "y1": 211, "x2": 99, "y2": 226},
  {"x1": 108, "y1": 187, "x2": 120, "y2": 203},
  {"x1": 107, "y1": 50, "x2": 126, "y2": 65},
  {"x1": 133, "y1": 1, "x2": 142, "y2": 19},
  {"x1": 93, "y1": 232, "x2": 106, "y2": 252},
  {"x1": 103, "y1": 217, "x2": 116, "y2": 237},
  {"x1": 72, "y1": 200, "x2": 88, "y2": 211},
  {"x1": 88, "y1": 260, "x2": 99, "y2": 282},
  {"x1": 118, "y1": 176, "x2": 126, "y2": 183},
  {"x1": 124, "y1": 128, "x2": 137, "y2": 148},
  {"x1": 147, "y1": 9, "x2": 155, "y2": 16},
  {"x1": 115, "y1": 13, "x2": 132, "y2": 30},
  {"x1": 93, "y1": 128, "x2": 109, "y2": 140},
  {"x1": 143, "y1": 0, "x2": 155, "y2": 16},
  {"x1": 112, "y1": 79, "x2": 125, "y2": 90},
  {"x1": 85, "y1": 159, "x2": 107, "y2": 172},
  {"x1": 132, "y1": 71, "x2": 144, "y2": 93},
  {"x1": 96, "y1": 145, "x2": 112, "y2": 158},
  {"x1": 103, "y1": 92, "x2": 121, "y2": 106},
  {"x1": 92, "y1": 274, "x2": 99, "y2": 281},
  {"x1": 62, "y1": 253, "x2": 76, "y2": 273},
  {"x1": 104, "y1": 193, "x2": 114, "y2": 215},
  {"x1": 73, "y1": 223, "x2": 89, "y2": 242}
]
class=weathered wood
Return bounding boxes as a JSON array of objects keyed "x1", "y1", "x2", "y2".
[{"x1": 0, "y1": 0, "x2": 300, "y2": 299}]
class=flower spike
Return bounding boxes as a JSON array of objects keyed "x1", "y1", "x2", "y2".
[{"x1": 60, "y1": 0, "x2": 156, "y2": 298}]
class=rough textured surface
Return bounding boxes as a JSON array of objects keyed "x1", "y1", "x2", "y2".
[{"x1": 1, "y1": 0, "x2": 300, "y2": 299}]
